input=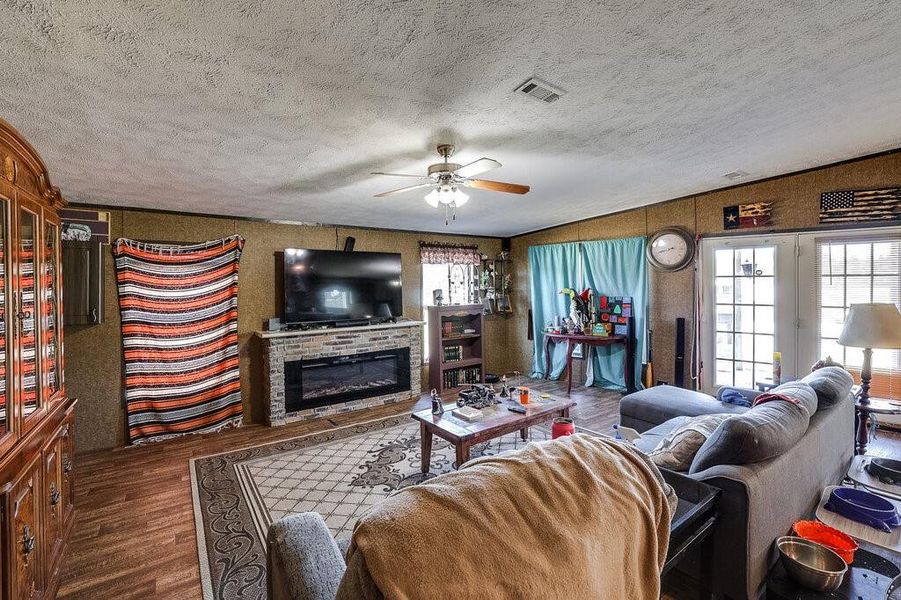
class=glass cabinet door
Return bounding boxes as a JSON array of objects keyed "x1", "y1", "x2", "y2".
[
  {"x1": 19, "y1": 206, "x2": 40, "y2": 420},
  {"x1": 43, "y1": 220, "x2": 61, "y2": 399},
  {"x1": 0, "y1": 198, "x2": 8, "y2": 441}
]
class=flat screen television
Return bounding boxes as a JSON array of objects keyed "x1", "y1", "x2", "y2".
[{"x1": 282, "y1": 249, "x2": 403, "y2": 325}]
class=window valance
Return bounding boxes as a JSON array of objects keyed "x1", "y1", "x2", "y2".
[{"x1": 419, "y1": 241, "x2": 481, "y2": 265}]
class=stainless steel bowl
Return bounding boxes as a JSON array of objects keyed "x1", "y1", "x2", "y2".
[{"x1": 776, "y1": 536, "x2": 847, "y2": 592}]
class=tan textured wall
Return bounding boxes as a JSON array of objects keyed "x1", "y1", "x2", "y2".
[
  {"x1": 509, "y1": 150, "x2": 901, "y2": 386},
  {"x1": 66, "y1": 211, "x2": 503, "y2": 453}
]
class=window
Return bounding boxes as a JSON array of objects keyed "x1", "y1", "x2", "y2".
[
  {"x1": 421, "y1": 263, "x2": 477, "y2": 362},
  {"x1": 712, "y1": 246, "x2": 776, "y2": 388},
  {"x1": 807, "y1": 235, "x2": 901, "y2": 400}
]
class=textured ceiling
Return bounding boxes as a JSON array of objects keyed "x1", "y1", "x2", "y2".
[{"x1": 3, "y1": 1, "x2": 901, "y2": 237}]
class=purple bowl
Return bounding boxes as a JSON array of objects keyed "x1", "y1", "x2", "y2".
[{"x1": 827, "y1": 487, "x2": 900, "y2": 531}]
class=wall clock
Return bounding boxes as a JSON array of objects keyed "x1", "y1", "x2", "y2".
[{"x1": 646, "y1": 227, "x2": 695, "y2": 271}]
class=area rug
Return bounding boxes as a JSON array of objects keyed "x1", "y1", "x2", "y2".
[{"x1": 190, "y1": 414, "x2": 571, "y2": 600}]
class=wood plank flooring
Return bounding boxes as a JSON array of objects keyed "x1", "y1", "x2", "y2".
[{"x1": 58, "y1": 381, "x2": 899, "y2": 599}]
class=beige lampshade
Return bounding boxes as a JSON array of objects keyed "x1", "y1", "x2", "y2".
[{"x1": 837, "y1": 303, "x2": 901, "y2": 349}]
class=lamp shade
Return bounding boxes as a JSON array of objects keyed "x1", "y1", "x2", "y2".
[{"x1": 837, "y1": 303, "x2": 901, "y2": 349}]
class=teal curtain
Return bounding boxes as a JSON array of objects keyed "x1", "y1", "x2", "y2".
[
  {"x1": 580, "y1": 237, "x2": 648, "y2": 390},
  {"x1": 528, "y1": 242, "x2": 580, "y2": 379}
]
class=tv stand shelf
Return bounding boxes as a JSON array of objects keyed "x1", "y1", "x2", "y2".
[{"x1": 427, "y1": 305, "x2": 485, "y2": 392}]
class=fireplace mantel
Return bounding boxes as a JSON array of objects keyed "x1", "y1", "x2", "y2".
[
  {"x1": 257, "y1": 320, "x2": 424, "y2": 425},
  {"x1": 254, "y1": 319, "x2": 424, "y2": 340}
]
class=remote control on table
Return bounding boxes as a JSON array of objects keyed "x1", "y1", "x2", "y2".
[{"x1": 508, "y1": 404, "x2": 527, "y2": 414}]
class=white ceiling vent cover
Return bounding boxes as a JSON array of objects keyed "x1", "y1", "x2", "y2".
[{"x1": 515, "y1": 78, "x2": 564, "y2": 104}]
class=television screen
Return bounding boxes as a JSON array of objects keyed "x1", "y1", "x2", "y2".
[{"x1": 282, "y1": 249, "x2": 403, "y2": 325}]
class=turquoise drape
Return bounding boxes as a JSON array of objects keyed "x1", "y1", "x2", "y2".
[
  {"x1": 528, "y1": 242, "x2": 580, "y2": 379},
  {"x1": 581, "y1": 237, "x2": 648, "y2": 390}
]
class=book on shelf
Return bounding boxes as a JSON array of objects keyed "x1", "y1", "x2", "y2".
[
  {"x1": 443, "y1": 344, "x2": 464, "y2": 362},
  {"x1": 442, "y1": 366, "x2": 481, "y2": 388}
]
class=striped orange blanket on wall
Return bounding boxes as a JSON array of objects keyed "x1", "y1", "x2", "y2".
[{"x1": 113, "y1": 235, "x2": 245, "y2": 444}]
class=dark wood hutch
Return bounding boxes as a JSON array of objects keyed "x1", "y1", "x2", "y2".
[{"x1": 0, "y1": 117, "x2": 76, "y2": 599}]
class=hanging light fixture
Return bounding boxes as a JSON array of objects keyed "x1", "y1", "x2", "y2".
[
  {"x1": 424, "y1": 185, "x2": 469, "y2": 224},
  {"x1": 424, "y1": 186, "x2": 469, "y2": 208}
]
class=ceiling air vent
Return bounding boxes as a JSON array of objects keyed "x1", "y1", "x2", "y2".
[
  {"x1": 723, "y1": 170, "x2": 749, "y2": 181},
  {"x1": 515, "y1": 78, "x2": 564, "y2": 104}
]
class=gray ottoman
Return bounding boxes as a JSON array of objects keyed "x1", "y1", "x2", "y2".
[{"x1": 619, "y1": 385, "x2": 749, "y2": 433}]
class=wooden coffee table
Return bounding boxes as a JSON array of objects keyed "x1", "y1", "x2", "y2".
[{"x1": 411, "y1": 398, "x2": 576, "y2": 473}]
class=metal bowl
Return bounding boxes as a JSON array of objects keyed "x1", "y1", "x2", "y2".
[{"x1": 776, "y1": 536, "x2": 847, "y2": 592}]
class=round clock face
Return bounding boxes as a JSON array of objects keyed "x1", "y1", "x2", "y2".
[{"x1": 647, "y1": 229, "x2": 695, "y2": 271}]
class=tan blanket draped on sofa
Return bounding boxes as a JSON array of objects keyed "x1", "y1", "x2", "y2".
[{"x1": 338, "y1": 434, "x2": 673, "y2": 600}]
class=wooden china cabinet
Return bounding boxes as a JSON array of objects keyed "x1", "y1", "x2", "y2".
[{"x1": 0, "y1": 118, "x2": 76, "y2": 599}]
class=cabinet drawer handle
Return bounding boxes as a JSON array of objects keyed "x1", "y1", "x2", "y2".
[
  {"x1": 91, "y1": 307, "x2": 98, "y2": 323},
  {"x1": 22, "y1": 525, "x2": 35, "y2": 555},
  {"x1": 64, "y1": 459, "x2": 73, "y2": 474},
  {"x1": 50, "y1": 483, "x2": 60, "y2": 506}
]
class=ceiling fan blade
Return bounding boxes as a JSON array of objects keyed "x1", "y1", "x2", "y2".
[
  {"x1": 453, "y1": 158, "x2": 501, "y2": 178},
  {"x1": 465, "y1": 179, "x2": 530, "y2": 194},
  {"x1": 373, "y1": 182, "x2": 435, "y2": 198},
  {"x1": 371, "y1": 171, "x2": 431, "y2": 179}
]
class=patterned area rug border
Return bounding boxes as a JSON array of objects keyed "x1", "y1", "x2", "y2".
[{"x1": 190, "y1": 413, "x2": 409, "y2": 600}]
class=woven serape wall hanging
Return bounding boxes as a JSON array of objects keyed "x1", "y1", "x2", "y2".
[{"x1": 113, "y1": 235, "x2": 245, "y2": 444}]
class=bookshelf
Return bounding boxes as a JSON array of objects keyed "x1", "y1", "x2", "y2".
[{"x1": 427, "y1": 304, "x2": 485, "y2": 393}]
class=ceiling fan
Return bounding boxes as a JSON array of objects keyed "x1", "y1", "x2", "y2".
[{"x1": 371, "y1": 144, "x2": 530, "y2": 224}]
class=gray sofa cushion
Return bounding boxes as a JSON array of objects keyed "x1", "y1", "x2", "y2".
[
  {"x1": 620, "y1": 385, "x2": 749, "y2": 432},
  {"x1": 647, "y1": 413, "x2": 735, "y2": 471},
  {"x1": 268, "y1": 512, "x2": 347, "y2": 600},
  {"x1": 633, "y1": 416, "x2": 690, "y2": 454},
  {"x1": 689, "y1": 381, "x2": 817, "y2": 474},
  {"x1": 800, "y1": 366, "x2": 854, "y2": 407},
  {"x1": 770, "y1": 380, "x2": 818, "y2": 416}
]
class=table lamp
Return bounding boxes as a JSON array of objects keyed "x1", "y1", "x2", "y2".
[{"x1": 837, "y1": 303, "x2": 901, "y2": 405}]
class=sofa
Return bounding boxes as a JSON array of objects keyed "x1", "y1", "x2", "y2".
[{"x1": 619, "y1": 367, "x2": 855, "y2": 600}]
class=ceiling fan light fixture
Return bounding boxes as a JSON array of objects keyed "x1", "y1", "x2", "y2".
[{"x1": 424, "y1": 187, "x2": 469, "y2": 208}]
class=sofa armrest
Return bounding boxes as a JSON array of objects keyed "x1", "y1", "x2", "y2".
[{"x1": 267, "y1": 513, "x2": 347, "y2": 600}]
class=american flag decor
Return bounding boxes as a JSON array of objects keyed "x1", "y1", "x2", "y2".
[
  {"x1": 820, "y1": 188, "x2": 901, "y2": 224},
  {"x1": 113, "y1": 235, "x2": 245, "y2": 444}
]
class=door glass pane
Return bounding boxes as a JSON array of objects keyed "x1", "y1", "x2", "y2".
[
  {"x1": 0, "y1": 200, "x2": 6, "y2": 434},
  {"x1": 43, "y1": 222, "x2": 60, "y2": 397},
  {"x1": 20, "y1": 209, "x2": 39, "y2": 415},
  {"x1": 711, "y1": 246, "x2": 777, "y2": 389}
]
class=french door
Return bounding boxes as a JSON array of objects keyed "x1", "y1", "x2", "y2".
[
  {"x1": 700, "y1": 226, "x2": 901, "y2": 405},
  {"x1": 699, "y1": 235, "x2": 798, "y2": 392}
]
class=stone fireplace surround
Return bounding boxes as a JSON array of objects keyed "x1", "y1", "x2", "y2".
[{"x1": 257, "y1": 320, "x2": 423, "y2": 426}]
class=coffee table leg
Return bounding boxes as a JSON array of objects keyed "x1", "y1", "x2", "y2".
[
  {"x1": 455, "y1": 443, "x2": 470, "y2": 469},
  {"x1": 520, "y1": 427, "x2": 528, "y2": 441},
  {"x1": 420, "y1": 423, "x2": 433, "y2": 473}
]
